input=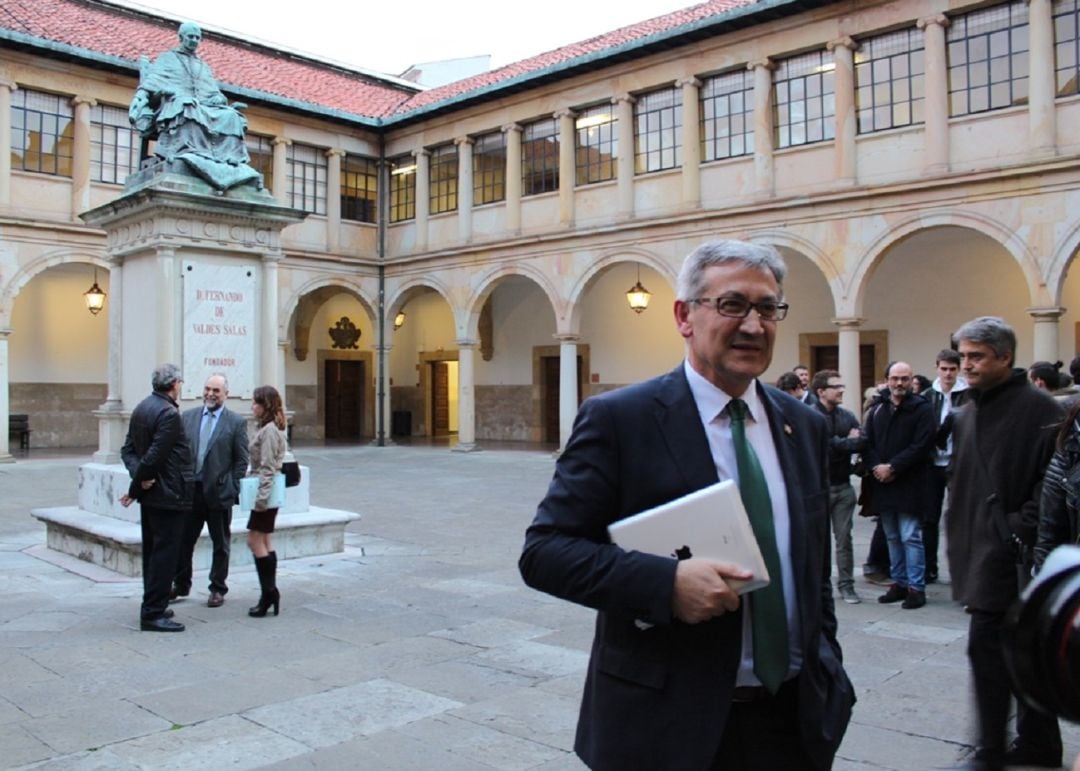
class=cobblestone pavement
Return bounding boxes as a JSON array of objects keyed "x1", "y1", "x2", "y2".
[{"x1": 0, "y1": 445, "x2": 1076, "y2": 770}]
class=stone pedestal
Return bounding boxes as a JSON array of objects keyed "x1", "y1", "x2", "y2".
[{"x1": 30, "y1": 177, "x2": 361, "y2": 575}]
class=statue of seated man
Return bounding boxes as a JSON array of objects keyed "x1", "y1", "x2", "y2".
[{"x1": 129, "y1": 22, "x2": 263, "y2": 192}]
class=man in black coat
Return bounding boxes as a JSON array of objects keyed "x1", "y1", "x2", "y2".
[
  {"x1": 863, "y1": 361, "x2": 936, "y2": 609},
  {"x1": 520, "y1": 240, "x2": 853, "y2": 770},
  {"x1": 120, "y1": 363, "x2": 193, "y2": 632},
  {"x1": 172, "y1": 373, "x2": 248, "y2": 607},
  {"x1": 947, "y1": 316, "x2": 1063, "y2": 769}
]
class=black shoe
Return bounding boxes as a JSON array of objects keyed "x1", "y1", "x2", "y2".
[
  {"x1": 140, "y1": 617, "x2": 185, "y2": 632},
  {"x1": 878, "y1": 583, "x2": 908, "y2": 603},
  {"x1": 248, "y1": 589, "x2": 280, "y2": 618},
  {"x1": 168, "y1": 586, "x2": 190, "y2": 603},
  {"x1": 1003, "y1": 739, "x2": 1062, "y2": 768},
  {"x1": 163, "y1": 609, "x2": 174, "y2": 619},
  {"x1": 902, "y1": 589, "x2": 926, "y2": 609}
]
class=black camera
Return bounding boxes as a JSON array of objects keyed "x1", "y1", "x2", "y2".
[{"x1": 1002, "y1": 545, "x2": 1080, "y2": 723}]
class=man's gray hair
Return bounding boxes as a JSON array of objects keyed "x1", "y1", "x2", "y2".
[
  {"x1": 954, "y1": 316, "x2": 1016, "y2": 362},
  {"x1": 151, "y1": 363, "x2": 183, "y2": 392},
  {"x1": 676, "y1": 240, "x2": 787, "y2": 301},
  {"x1": 208, "y1": 372, "x2": 229, "y2": 390}
]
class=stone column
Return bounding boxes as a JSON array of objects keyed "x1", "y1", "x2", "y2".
[
  {"x1": 157, "y1": 247, "x2": 179, "y2": 364},
  {"x1": 71, "y1": 96, "x2": 96, "y2": 218},
  {"x1": 452, "y1": 341, "x2": 478, "y2": 452},
  {"x1": 750, "y1": 59, "x2": 776, "y2": 197},
  {"x1": 414, "y1": 148, "x2": 430, "y2": 251},
  {"x1": 557, "y1": 335, "x2": 580, "y2": 452},
  {"x1": 1029, "y1": 306, "x2": 1065, "y2": 363},
  {"x1": 262, "y1": 254, "x2": 281, "y2": 390},
  {"x1": 556, "y1": 109, "x2": 576, "y2": 226},
  {"x1": 272, "y1": 137, "x2": 291, "y2": 206},
  {"x1": 456, "y1": 136, "x2": 474, "y2": 242},
  {"x1": 678, "y1": 77, "x2": 702, "y2": 208},
  {"x1": 1027, "y1": 0, "x2": 1056, "y2": 155},
  {"x1": 833, "y1": 317, "x2": 864, "y2": 416},
  {"x1": 375, "y1": 342, "x2": 393, "y2": 445},
  {"x1": 917, "y1": 15, "x2": 950, "y2": 174},
  {"x1": 0, "y1": 81, "x2": 15, "y2": 206},
  {"x1": 93, "y1": 258, "x2": 124, "y2": 463},
  {"x1": 0, "y1": 329, "x2": 11, "y2": 462},
  {"x1": 827, "y1": 37, "x2": 857, "y2": 185},
  {"x1": 277, "y1": 338, "x2": 289, "y2": 414},
  {"x1": 614, "y1": 94, "x2": 635, "y2": 220},
  {"x1": 325, "y1": 148, "x2": 344, "y2": 252},
  {"x1": 502, "y1": 123, "x2": 522, "y2": 234}
]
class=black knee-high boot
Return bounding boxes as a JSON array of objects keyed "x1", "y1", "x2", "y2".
[{"x1": 249, "y1": 554, "x2": 280, "y2": 617}]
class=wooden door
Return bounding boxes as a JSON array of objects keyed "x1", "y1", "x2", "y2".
[
  {"x1": 325, "y1": 360, "x2": 364, "y2": 439},
  {"x1": 811, "y1": 344, "x2": 877, "y2": 394},
  {"x1": 431, "y1": 361, "x2": 450, "y2": 436},
  {"x1": 541, "y1": 355, "x2": 582, "y2": 443}
]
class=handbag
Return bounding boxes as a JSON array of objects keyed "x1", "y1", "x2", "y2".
[
  {"x1": 239, "y1": 473, "x2": 286, "y2": 510},
  {"x1": 283, "y1": 460, "x2": 301, "y2": 488}
]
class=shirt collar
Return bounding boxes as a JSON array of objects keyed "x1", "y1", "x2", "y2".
[
  {"x1": 204, "y1": 406, "x2": 221, "y2": 418},
  {"x1": 683, "y1": 359, "x2": 764, "y2": 425}
]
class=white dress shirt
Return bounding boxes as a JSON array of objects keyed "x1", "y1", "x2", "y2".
[{"x1": 683, "y1": 360, "x2": 803, "y2": 686}]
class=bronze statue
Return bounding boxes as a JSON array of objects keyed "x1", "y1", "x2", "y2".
[{"x1": 129, "y1": 22, "x2": 263, "y2": 192}]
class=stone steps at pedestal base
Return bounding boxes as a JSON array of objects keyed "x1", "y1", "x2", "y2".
[{"x1": 30, "y1": 505, "x2": 360, "y2": 577}]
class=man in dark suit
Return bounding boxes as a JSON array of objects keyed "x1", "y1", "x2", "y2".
[
  {"x1": 120, "y1": 363, "x2": 192, "y2": 632},
  {"x1": 520, "y1": 240, "x2": 853, "y2": 770},
  {"x1": 172, "y1": 373, "x2": 249, "y2": 608}
]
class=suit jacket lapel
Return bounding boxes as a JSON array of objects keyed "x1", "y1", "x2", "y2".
[
  {"x1": 654, "y1": 366, "x2": 718, "y2": 493},
  {"x1": 757, "y1": 383, "x2": 809, "y2": 586}
]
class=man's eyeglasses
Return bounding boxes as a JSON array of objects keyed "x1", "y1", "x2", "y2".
[{"x1": 691, "y1": 296, "x2": 789, "y2": 321}]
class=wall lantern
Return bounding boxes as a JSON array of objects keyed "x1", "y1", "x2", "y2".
[
  {"x1": 393, "y1": 310, "x2": 407, "y2": 330},
  {"x1": 84, "y1": 268, "x2": 107, "y2": 315},
  {"x1": 625, "y1": 265, "x2": 651, "y2": 314}
]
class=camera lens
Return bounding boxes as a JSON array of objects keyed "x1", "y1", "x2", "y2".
[{"x1": 1003, "y1": 550, "x2": 1080, "y2": 722}]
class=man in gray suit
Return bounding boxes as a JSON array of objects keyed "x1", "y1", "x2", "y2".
[{"x1": 172, "y1": 373, "x2": 248, "y2": 607}]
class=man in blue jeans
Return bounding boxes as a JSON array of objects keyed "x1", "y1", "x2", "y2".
[{"x1": 862, "y1": 361, "x2": 936, "y2": 609}]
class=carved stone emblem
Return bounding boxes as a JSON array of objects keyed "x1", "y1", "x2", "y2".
[{"x1": 329, "y1": 317, "x2": 361, "y2": 349}]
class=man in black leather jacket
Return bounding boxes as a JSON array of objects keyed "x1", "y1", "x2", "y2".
[{"x1": 121, "y1": 363, "x2": 194, "y2": 632}]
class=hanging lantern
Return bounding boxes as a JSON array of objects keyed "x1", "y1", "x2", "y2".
[{"x1": 84, "y1": 269, "x2": 106, "y2": 315}]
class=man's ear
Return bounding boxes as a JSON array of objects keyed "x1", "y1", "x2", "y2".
[{"x1": 673, "y1": 300, "x2": 692, "y2": 340}]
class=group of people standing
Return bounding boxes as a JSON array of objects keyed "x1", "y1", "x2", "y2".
[
  {"x1": 518, "y1": 238, "x2": 1076, "y2": 771},
  {"x1": 119, "y1": 364, "x2": 288, "y2": 633}
]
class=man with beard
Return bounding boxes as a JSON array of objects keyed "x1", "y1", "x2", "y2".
[{"x1": 862, "y1": 361, "x2": 936, "y2": 609}]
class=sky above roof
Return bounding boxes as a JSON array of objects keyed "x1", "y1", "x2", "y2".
[{"x1": 115, "y1": 0, "x2": 702, "y2": 77}]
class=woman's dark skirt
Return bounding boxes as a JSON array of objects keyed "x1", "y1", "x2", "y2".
[{"x1": 247, "y1": 507, "x2": 279, "y2": 533}]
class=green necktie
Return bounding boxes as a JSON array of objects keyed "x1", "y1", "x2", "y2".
[{"x1": 728, "y1": 398, "x2": 789, "y2": 693}]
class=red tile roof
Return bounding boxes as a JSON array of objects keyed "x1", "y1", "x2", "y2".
[
  {"x1": 0, "y1": 0, "x2": 765, "y2": 123},
  {"x1": 395, "y1": 0, "x2": 760, "y2": 115}
]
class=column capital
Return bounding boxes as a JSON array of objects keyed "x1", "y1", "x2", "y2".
[
  {"x1": 501, "y1": 122, "x2": 522, "y2": 134},
  {"x1": 917, "y1": 14, "x2": 950, "y2": 30},
  {"x1": 411, "y1": 147, "x2": 431, "y2": 160},
  {"x1": 325, "y1": 147, "x2": 346, "y2": 158},
  {"x1": 554, "y1": 333, "x2": 581, "y2": 344},
  {"x1": 261, "y1": 252, "x2": 283, "y2": 264},
  {"x1": 71, "y1": 95, "x2": 97, "y2": 108},
  {"x1": 826, "y1": 36, "x2": 859, "y2": 53},
  {"x1": 611, "y1": 93, "x2": 636, "y2": 106},
  {"x1": 454, "y1": 136, "x2": 474, "y2": 147},
  {"x1": 554, "y1": 108, "x2": 576, "y2": 121},
  {"x1": 676, "y1": 76, "x2": 702, "y2": 89},
  {"x1": 272, "y1": 136, "x2": 292, "y2": 147},
  {"x1": 1027, "y1": 306, "x2": 1066, "y2": 320},
  {"x1": 456, "y1": 339, "x2": 479, "y2": 349},
  {"x1": 831, "y1": 316, "x2": 866, "y2": 329},
  {"x1": 747, "y1": 58, "x2": 776, "y2": 72}
]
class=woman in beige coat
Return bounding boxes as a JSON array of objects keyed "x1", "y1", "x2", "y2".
[{"x1": 246, "y1": 385, "x2": 286, "y2": 617}]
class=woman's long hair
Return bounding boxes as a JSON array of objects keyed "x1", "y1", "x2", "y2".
[{"x1": 253, "y1": 385, "x2": 286, "y2": 430}]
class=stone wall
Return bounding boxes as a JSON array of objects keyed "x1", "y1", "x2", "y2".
[
  {"x1": 476, "y1": 385, "x2": 534, "y2": 441},
  {"x1": 11, "y1": 383, "x2": 105, "y2": 448},
  {"x1": 286, "y1": 385, "x2": 319, "y2": 440}
]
